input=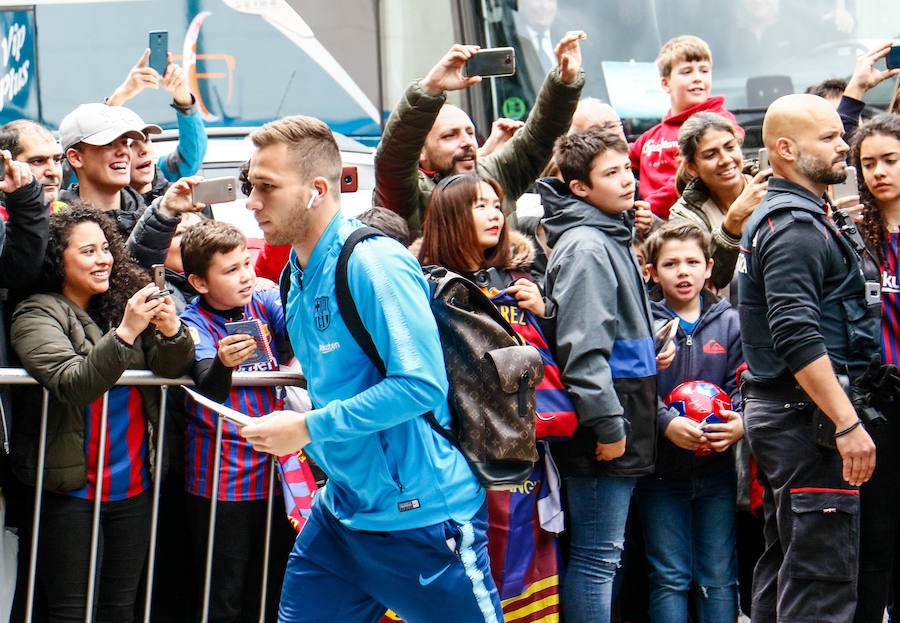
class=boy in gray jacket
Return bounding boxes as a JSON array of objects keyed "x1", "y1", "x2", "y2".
[{"x1": 538, "y1": 127, "x2": 667, "y2": 623}]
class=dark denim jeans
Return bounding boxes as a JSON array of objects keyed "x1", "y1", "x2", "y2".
[
  {"x1": 562, "y1": 475, "x2": 637, "y2": 623},
  {"x1": 854, "y1": 411, "x2": 900, "y2": 623},
  {"x1": 38, "y1": 490, "x2": 151, "y2": 623},
  {"x1": 636, "y1": 468, "x2": 739, "y2": 623},
  {"x1": 744, "y1": 398, "x2": 860, "y2": 623}
]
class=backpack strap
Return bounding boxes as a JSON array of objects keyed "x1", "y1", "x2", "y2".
[
  {"x1": 335, "y1": 229, "x2": 458, "y2": 446},
  {"x1": 335, "y1": 226, "x2": 387, "y2": 376},
  {"x1": 279, "y1": 262, "x2": 291, "y2": 319}
]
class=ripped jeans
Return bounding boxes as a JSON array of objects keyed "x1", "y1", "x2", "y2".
[
  {"x1": 562, "y1": 475, "x2": 636, "y2": 623},
  {"x1": 636, "y1": 469, "x2": 739, "y2": 623}
]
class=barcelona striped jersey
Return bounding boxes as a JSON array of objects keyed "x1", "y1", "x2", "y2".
[
  {"x1": 181, "y1": 289, "x2": 286, "y2": 501},
  {"x1": 70, "y1": 385, "x2": 150, "y2": 501},
  {"x1": 882, "y1": 233, "x2": 900, "y2": 365}
]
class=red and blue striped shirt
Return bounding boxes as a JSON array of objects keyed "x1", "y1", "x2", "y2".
[
  {"x1": 69, "y1": 386, "x2": 150, "y2": 501},
  {"x1": 181, "y1": 290, "x2": 287, "y2": 501},
  {"x1": 882, "y1": 233, "x2": 900, "y2": 365}
]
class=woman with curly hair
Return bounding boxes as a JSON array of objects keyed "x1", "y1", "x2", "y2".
[
  {"x1": 9, "y1": 203, "x2": 194, "y2": 622},
  {"x1": 851, "y1": 112, "x2": 900, "y2": 623}
]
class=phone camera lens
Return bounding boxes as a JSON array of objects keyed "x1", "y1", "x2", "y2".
[{"x1": 344, "y1": 175, "x2": 352, "y2": 184}]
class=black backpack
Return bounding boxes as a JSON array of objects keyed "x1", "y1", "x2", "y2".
[{"x1": 280, "y1": 227, "x2": 542, "y2": 488}]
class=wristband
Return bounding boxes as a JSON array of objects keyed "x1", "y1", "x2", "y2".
[{"x1": 833, "y1": 419, "x2": 863, "y2": 439}]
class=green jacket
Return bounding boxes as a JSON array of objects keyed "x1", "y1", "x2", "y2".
[
  {"x1": 10, "y1": 293, "x2": 194, "y2": 492},
  {"x1": 375, "y1": 68, "x2": 584, "y2": 234}
]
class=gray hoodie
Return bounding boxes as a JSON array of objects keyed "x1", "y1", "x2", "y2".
[{"x1": 538, "y1": 177, "x2": 657, "y2": 477}]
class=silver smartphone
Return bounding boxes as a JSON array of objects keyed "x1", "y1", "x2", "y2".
[
  {"x1": 757, "y1": 147, "x2": 769, "y2": 171},
  {"x1": 191, "y1": 176, "x2": 238, "y2": 204},
  {"x1": 147, "y1": 263, "x2": 171, "y2": 300},
  {"x1": 832, "y1": 165, "x2": 858, "y2": 200}
]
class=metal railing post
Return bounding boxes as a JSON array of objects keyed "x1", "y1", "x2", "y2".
[{"x1": 5, "y1": 369, "x2": 305, "y2": 623}]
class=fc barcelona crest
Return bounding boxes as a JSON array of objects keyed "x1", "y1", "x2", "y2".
[{"x1": 314, "y1": 296, "x2": 331, "y2": 331}]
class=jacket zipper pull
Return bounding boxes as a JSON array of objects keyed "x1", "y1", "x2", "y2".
[{"x1": 685, "y1": 334, "x2": 693, "y2": 347}]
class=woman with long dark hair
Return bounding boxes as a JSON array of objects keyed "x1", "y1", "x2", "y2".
[
  {"x1": 852, "y1": 112, "x2": 900, "y2": 623},
  {"x1": 9, "y1": 204, "x2": 194, "y2": 622}
]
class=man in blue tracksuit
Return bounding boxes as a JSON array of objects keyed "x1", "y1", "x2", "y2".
[{"x1": 239, "y1": 115, "x2": 502, "y2": 623}]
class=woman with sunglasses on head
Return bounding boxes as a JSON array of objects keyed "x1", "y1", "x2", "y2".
[{"x1": 9, "y1": 203, "x2": 194, "y2": 622}]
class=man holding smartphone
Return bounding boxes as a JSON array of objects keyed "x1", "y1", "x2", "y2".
[{"x1": 375, "y1": 31, "x2": 585, "y2": 235}]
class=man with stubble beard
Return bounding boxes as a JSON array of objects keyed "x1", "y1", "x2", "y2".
[
  {"x1": 375, "y1": 31, "x2": 585, "y2": 235},
  {"x1": 737, "y1": 93, "x2": 880, "y2": 623}
]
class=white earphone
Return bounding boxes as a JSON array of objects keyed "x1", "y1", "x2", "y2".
[{"x1": 305, "y1": 188, "x2": 319, "y2": 210}]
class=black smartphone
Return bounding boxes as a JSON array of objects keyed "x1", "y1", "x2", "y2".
[
  {"x1": 341, "y1": 165, "x2": 358, "y2": 193},
  {"x1": 832, "y1": 165, "x2": 858, "y2": 200},
  {"x1": 887, "y1": 45, "x2": 900, "y2": 70},
  {"x1": 0, "y1": 153, "x2": 6, "y2": 182},
  {"x1": 462, "y1": 47, "x2": 516, "y2": 78},
  {"x1": 148, "y1": 30, "x2": 168, "y2": 75},
  {"x1": 191, "y1": 176, "x2": 238, "y2": 204}
]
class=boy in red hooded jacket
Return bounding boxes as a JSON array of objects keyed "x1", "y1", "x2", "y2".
[{"x1": 630, "y1": 35, "x2": 743, "y2": 219}]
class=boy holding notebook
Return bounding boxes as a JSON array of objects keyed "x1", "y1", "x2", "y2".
[{"x1": 179, "y1": 219, "x2": 295, "y2": 622}]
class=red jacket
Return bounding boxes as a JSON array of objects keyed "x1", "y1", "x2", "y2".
[{"x1": 629, "y1": 96, "x2": 742, "y2": 219}]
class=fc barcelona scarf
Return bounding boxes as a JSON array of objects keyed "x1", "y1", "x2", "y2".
[{"x1": 489, "y1": 290, "x2": 577, "y2": 440}]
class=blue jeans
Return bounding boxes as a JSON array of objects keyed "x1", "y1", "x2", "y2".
[
  {"x1": 636, "y1": 469, "x2": 739, "y2": 623},
  {"x1": 562, "y1": 475, "x2": 636, "y2": 623}
]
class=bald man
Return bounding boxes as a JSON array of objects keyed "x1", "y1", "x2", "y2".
[
  {"x1": 736, "y1": 94, "x2": 879, "y2": 623},
  {"x1": 568, "y1": 97, "x2": 626, "y2": 140},
  {"x1": 375, "y1": 34, "x2": 585, "y2": 235}
]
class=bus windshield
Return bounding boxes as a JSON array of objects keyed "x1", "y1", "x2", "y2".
[{"x1": 482, "y1": 0, "x2": 900, "y2": 140}]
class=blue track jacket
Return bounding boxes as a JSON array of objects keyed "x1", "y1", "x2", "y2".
[{"x1": 284, "y1": 212, "x2": 484, "y2": 531}]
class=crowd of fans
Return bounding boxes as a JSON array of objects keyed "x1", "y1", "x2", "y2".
[{"x1": 1, "y1": 22, "x2": 900, "y2": 623}]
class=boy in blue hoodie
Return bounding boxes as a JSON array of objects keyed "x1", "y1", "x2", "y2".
[
  {"x1": 636, "y1": 220, "x2": 744, "y2": 623},
  {"x1": 537, "y1": 127, "x2": 666, "y2": 622}
]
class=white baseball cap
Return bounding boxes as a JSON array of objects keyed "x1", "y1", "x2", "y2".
[{"x1": 59, "y1": 103, "x2": 159, "y2": 152}]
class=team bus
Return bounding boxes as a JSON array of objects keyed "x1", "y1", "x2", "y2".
[{"x1": 0, "y1": 0, "x2": 897, "y2": 147}]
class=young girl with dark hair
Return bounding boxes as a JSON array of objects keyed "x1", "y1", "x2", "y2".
[
  {"x1": 851, "y1": 112, "x2": 900, "y2": 623},
  {"x1": 9, "y1": 204, "x2": 194, "y2": 622}
]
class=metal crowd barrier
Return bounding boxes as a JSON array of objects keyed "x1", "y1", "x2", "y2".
[{"x1": 4, "y1": 368, "x2": 306, "y2": 623}]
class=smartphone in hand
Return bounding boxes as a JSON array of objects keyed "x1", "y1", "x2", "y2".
[
  {"x1": 191, "y1": 177, "x2": 238, "y2": 204},
  {"x1": 655, "y1": 318, "x2": 679, "y2": 355},
  {"x1": 463, "y1": 48, "x2": 516, "y2": 78},
  {"x1": 757, "y1": 147, "x2": 769, "y2": 171},
  {"x1": 832, "y1": 165, "x2": 858, "y2": 200},
  {"x1": 148, "y1": 30, "x2": 168, "y2": 75}
]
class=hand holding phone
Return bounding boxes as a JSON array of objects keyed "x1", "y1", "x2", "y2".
[
  {"x1": 757, "y1": 148, "x2": 769, "y2": 172},
  {"x1": 887, "y1": 45, "x2": 900, "y2": 70},
  {"x1": 462, "y1": 47, "x2": 516, "y2": 78},
  {"x1": 147, "y1": 263, "x2": 171, "y2": 300},
  {"x1": 655, "y1": 318, "x2": 679, "y2": 355},
  {"x1": 191, "y1": 177, "x2": 238, "y2": 204},
  {"x1": 832, "y1": 165, "x2": 858, "y2": 200},
  {"x1": 148, "y1": 30, "x2": 168, "y2": 75}
]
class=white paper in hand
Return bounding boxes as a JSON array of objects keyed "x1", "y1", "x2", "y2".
[{"x1": 182, "y1": 385, "x2": 255, "y2": 428}]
